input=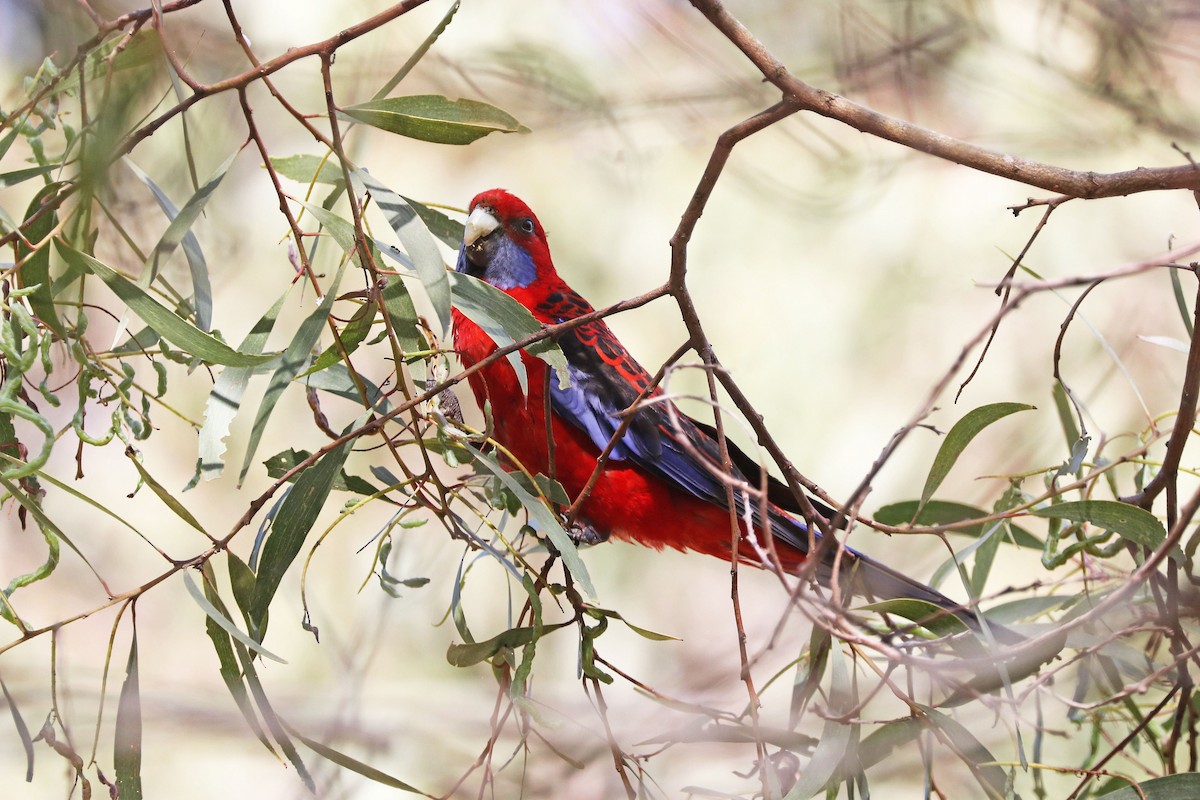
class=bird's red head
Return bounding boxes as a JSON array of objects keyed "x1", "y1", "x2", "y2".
[{"x1": 456, "y1": 189, "x2": 555, "y2": 290}]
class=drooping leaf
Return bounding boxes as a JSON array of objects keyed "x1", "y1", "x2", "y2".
[
  {"x1": 920, "y1": 402, "x2": 1035, "y2": 508},
  {"x1": 236, "y1": 262, "x2": 346, "y2": 486},
  {"x1": 270, "y1": 154, "x2": 344, "y2": 186},
  {"x1": 1031, "y1": 500, "x2": 1167, "y2": 551},
  {"x1": 248, "y1": 439, "x2": 353, "y2": 633},
  {"x1": 126, "y1": 450, "x2": 207, "y2": 533},
  {"x1": 299, "y1": 297, "x2": 376, "y2": 378},
  {"x1": 56, "y1": 243, "x2": 278, "y2": 367},
  {"x1": 446, "y1": 622, "x2": 569, "y2": 667},
  {"x1": 859, "y1": 598, "x2": 971, "y2": 637},
  {"x1": 1097, "y1": 774, "x2": 1200, "y2": 800},
  {"x1": 449, "y1": 271, "x2": 570, "y2": 394},
  {"x1": 183, "y1": 572, "x2": 286, "y2": 664},
  {"x1": 114, "y1": 629, "x2": 142, "y2": 800},
  {"x1": 341, "y1": 95, "x2": 529, "y2": 145},
  {"x1": 195, "y1": 289, "x2": 288, "y2": 483},
  {"x1": 784, "y1": 646, "x2": 855, "y2": 798},
  {"x1": 404, "y1": 196, "x2": 464, "y2": 250},
  {"x1": 463, "y1": 442, "x2": 594, "y2": 599},
  {"x1": 198, "y1": 562, "x2": 275, "y2": 752},
  {"x1": 0, "y1": 676, "x2": 34, "y2": 781},
  {"x1": 285, "y1": 720, "x2": 426, "y2": 792},
  {"x1": 354, "y1": 169, "x2": 451, "y2": 335},
  {"x1": 874, "y1": 500, "x2": 1043, "y2": 549},
  {"x1": 16, "y1": 182, "x2": 66, "y2": 337},
  {"x1": 125, "y1": 151, "x2": 239, "y2": 331}
]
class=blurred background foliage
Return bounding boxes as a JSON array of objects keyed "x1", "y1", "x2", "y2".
[{"x1": 2, "y1": 0, "x2": 1200, "y2": 798}]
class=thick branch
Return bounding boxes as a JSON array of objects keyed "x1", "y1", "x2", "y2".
[{"x1": 689, "y1": 0, "x2": 1200, "y2": 198}]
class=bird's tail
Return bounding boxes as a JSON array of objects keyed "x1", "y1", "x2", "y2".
[{"x1": 768, "y1": 508, "x2": 1017, "y2": 642}]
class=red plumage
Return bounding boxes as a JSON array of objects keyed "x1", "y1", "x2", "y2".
[{"x1": 451, "y1": 188, "x2": 995, "y2": 635}]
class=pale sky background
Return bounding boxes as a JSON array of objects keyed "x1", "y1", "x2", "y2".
[{"x1": 3, "y1": 1, "x2": 1200, "y2": 798}]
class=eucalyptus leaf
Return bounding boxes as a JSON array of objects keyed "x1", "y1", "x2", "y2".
[{"x1": 341, "y1": 95, "x2": 529, "y2": 145}]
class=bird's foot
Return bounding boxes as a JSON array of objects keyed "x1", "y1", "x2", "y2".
[{"x1": 567, "y1": 521, "x2": 610, "y2": 547}]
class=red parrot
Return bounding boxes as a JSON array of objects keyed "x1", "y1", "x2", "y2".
[{"x1": 451, "y1": 188, "x2": 986, "y2": 635}]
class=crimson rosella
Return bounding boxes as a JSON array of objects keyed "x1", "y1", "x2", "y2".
[{"x1": 451, "y1": 188, "x2": 988, "y2": 635}]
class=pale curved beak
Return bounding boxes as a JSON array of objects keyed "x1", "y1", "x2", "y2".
[{"x1": 463, "y1": 206, "x2": 500, "y2": 247}]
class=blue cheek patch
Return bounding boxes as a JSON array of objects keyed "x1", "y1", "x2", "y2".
[{"x1": 489, "y1": 237, "x2": 538, "y2": 289}]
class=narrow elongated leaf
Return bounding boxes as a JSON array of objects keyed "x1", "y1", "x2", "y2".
[
  {"x1": 56, "y1": 243, "x2": 277, "y2": 366},
  {"x1": 784, "y1": 647, "x2": 854, "y2": 798},
  {"x1": 126, "y1": 451, "x2": 206, "y2": 533},
  {"x1": 114, "y1": 631, "x2": 142, "y2": 800},
  {"x1": 920, "y1": 403, "x2": 1035, "y2": 507},
  {"x1": 0, "y1": 676, "x2": 34, "y2": 781},
  {"x1": 285, "y1": 720, "x2": 425, "y2": 792},
  {"x1": 404, "y1": 196, "x2": 464, "y2": 249},
  {"x1": 446, "y1": 622, "x2": 569, "y2": 667},
  {"x1": 341, "y1": 95, "x2": 529, "y2": 145},
  {"x1": 248, "y1": 440, "x2": 353, "y2": 632},
  {"x1": 0, "y1": 164, "x2": 57, "y2": 188},
  {"x1": 463, "y1": 442, "x2": 595, "y2": 598},
  {"x1": 270, "y1": 154, "x2": 343, "y2": 186},
  {"x1": 196, "y1": 289, "x2": 289, "y2": 483},
  {"x1": 874, "y1": 500, "x2": 1043, "y2": 549},
  {"x1": 1031, "y1": 500, "x2": 1167, "y2": 550},
  {"x1": 859, "y1": 598, "x2": 971, "y2": 637},
  {"x1": 231, "y1": 632, "x2": 314, "y2": 791},
  {"x1": 183, "y1": 572, "x2": 286, "y2": 663},
  {"x1": 354, "y1": 169, "x2": 451, "y2": 334},
  {"x1": 298, "y1": 298, "x2": 375, "y2": 378},
  {"x1": 199, "y1": 562, "x2": 275, "y2": 752},
  {"x1": 126, "y1": 152, "x2": 238, "y2": 331},
  {"x1": 1097, "y1": 773, "x2": 1200, "y2": 799},
  {"x1": 379, "y1": 274, "x2": 424, "y2": 356},
  {"x1": 449, "y1": 271, "x2": 570, "y2": 394},
  {"x1": 237, "y1": 262, "x2": 346, "y2": 486},
  {"x1": 17, "y1": 182, "x2": 66, "y2": 337}
]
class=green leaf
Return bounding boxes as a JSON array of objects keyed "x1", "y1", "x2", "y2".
[
  {"x1": 248, "y1": 440, "x2": 353, "y2": 633},
  {"x1": 270, "y1": 154, "x2": 344, "y2": 186},
  {"x1": 446, "y1": 622, "x2": 568, "y2": 667},
  {"x1": 298, "y1": 298, "x2": 376, "y2": 378},
  {"x1": 285, "y1": 721, "x2": 426, "y2": 792},
  {"x1": 920, "y1": 402, "x2": 1035, "y2": 507},
  {"x1": 1051, "y1": 382, "x2": 1081, "y2": 454},
  {"x1": 587, "y1": 607, "x2": 678, "y2": 641},
  {"x1": 16, "y1": 182, "x2": 66, "y2": 337},
  {"x1": 1031, "y1": 500, "x2": 1167, "y2": 550},
  {"x1": 1098, "y1": 774, "x2": 1200, "y2": 799},
  {"x1": 859, "y1": 598, "x2": 971, "y2": 637},
  {"x1": 354, "y1": 170, "x2": 451, "y2": 335},
  {"x1": 263, "y1": 448, "x2": 380, "y2": 496},
  {"x1": 379, "y1": 274, "x2": 424, "y2": 356},
  {"x1": 114, "y1": 630, "x2": 143, "y2": 800},
  {"x1": 0, "y1": 164, "x2": 57, "y2": 188},
  {"x1": 126, "y1": 450, "x2": 207, "y2": 534},
  {"x1": 874, "y1": 500, "x2": 1043, "y2": 549},
  {"x1": 784, "y1": 646, "x2": 854, "y2": 798},
  {"x1": 198, "y1": 562, "x2": 275, "y2": 752},
  {"x1": 236, "y1": 261, "x2": 346, "y2": 486},
  {"x1": 195, "y1": 289, "x2": 288, "y2": 483},
  {"x1": 125, "y1": 151, "x2": 238, "y2": 331},
  {"x1": 449, "y1": 271, "x2": 570, "y2": 394},
  {"x1": 56, "y1": 243, "x2": 278, "y2": 367},
  {"x1": 183, "y1": 572, "x2": 286, "y2": 664},
  {"x1": 341, "y1": 95, "x2": 530, "y2": 145},
  {"x1": 463, "y1": 442, "x2": 595, "y2": 599},
  {"x1": 404, "y1": 196, "x2": 464, "y2": 250},
  {"x1": 0, "y1": 676, "x2": 34, "y2": 781}
]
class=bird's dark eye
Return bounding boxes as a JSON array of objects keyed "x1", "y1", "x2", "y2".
[{"x1": 516, "y1": 217, "x2": 535, "y2": 234}]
